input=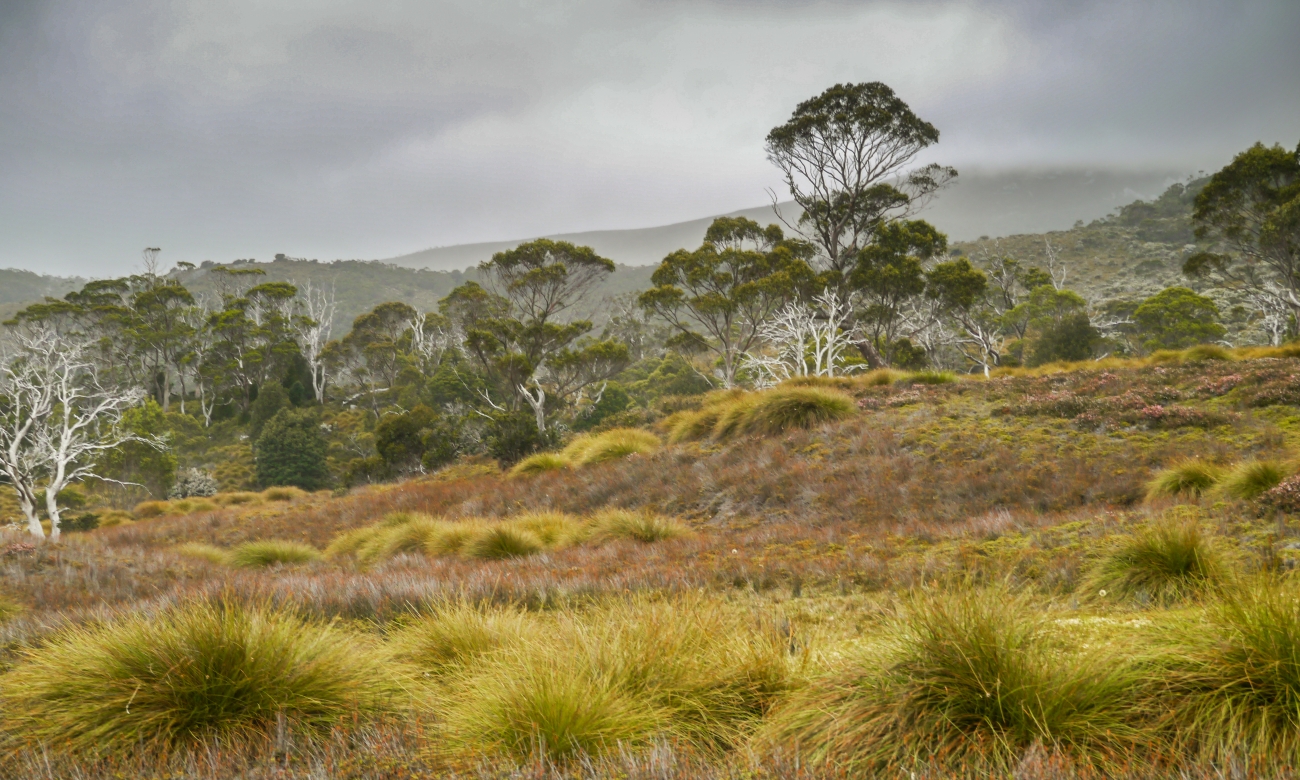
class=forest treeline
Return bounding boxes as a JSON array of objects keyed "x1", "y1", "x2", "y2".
[{"x1": 1, "y1": 82, "x2": 1296, "y2": 537}]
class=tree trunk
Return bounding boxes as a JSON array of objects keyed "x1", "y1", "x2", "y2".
[
  {"x1": 44, "y1": 487, "x2": 62, "y2": 542},
  {"x1": 18, "y1": 486, "x2": 42, "y2": 539},
  {"x1": 855, "y1": 340, "x2": 886, "y2": 370}
]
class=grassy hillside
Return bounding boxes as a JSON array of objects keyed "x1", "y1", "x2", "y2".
[{"x1": 7, "y1": 346, "x2": 1300, "y2": 776}]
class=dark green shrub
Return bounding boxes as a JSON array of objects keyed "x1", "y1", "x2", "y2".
[{"x1": 255, "y1": 409, "x2": 330, "y2": 491}]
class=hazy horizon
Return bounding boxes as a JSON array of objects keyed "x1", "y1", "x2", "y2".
[{"x1": 1, "y1": 0, "x2": 1296, "y2": 277}]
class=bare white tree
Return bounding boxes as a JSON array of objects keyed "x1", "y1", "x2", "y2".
[
  {"x1": 35, "y1": 341, "x2": 156, "y2": 541},
  {"x1": 742, "y1": 288, "x2": 861, "y2": 388},
  {"x1": 519, "y1": 374, "x2": 547, "y2": 432},
  {"x1": 0, "y1": 329, "x2": 59, "y2": 536},
  {"x1": 1044, "y1": 239, "x2": 1068, "y2": 291},
  {"x1": 293, "y1": 281, "x2": 337, "y2": 403},
  {"x1": 0, "y1": 328, "x2": 157, "y2": 540},
  {"x1": 1247, "y1": 284, "x2": 1293, "y2": 346},
  {"x1": 407, "y1": 311, "x2": 460, "y2": 374},
  {"x1": 182, "y1": 300, "x2": 220, "y2": 426}
]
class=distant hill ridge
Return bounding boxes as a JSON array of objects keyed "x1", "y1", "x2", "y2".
[{"x1": 384, "y1": 168, "x2": 1184, "y2": 271}]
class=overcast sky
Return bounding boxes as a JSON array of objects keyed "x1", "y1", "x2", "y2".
[{"x1": 1, "y1": 0, "x2": 1297, "y2": 277}]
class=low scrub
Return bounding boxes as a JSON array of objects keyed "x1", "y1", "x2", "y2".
[
  {"x1": 1146, "y1": 459, "x2": 1224, "y2": 500},
  {"x1": 758, "y1": 589, "x2": 1142, "y2": 773},
  {"x1": 226, "y1": 540, "x2": 322, "y2": 568},
  {"x1": 1217, "y1": 460, "x2": 1289, "y2": 501},
  {"x1": 1084, "y1": 518, "x2": 1227, "y2": 606},
  {"x1": 0, "y1": 600, "x2": 397, "y2": 752}
]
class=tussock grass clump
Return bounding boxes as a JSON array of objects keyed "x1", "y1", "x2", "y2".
[
  {"x1": 1182, "y1": 344, "x2": 1233, "y2": 362},
  {"x1": 132, "y1": 500, "x2": 169, "y2": 519},
  {"x1": 1146, "y1": 459, "x2": 1224, "y2": 500},
  {"x1": 565, "y1": 428, "x2": 661, "y2": 466},
  {"x1": 665, "y1": 407, "x2": 724, "y2": 443},
  {"x1": 96, "y1": 510, "x2": 134, "y2": 529},
  {"x1": 759, "y1": 589, "x2": 1141, "y2": 773},
  {"x1": 442, "y1": 596, "x2": 796, "y2": 760},
  {"x1": 1084, "y1": 519, "x2": 1228, "y2": 605},
  {"x1": 731, "y1": 386, "x2": 855, "y2": 438},
  {"x1": 589, "y1": 509, "x2": 692, "y2": 543},
  {"x1": 261, "y1": 486, "x2": 306, "y2": 502},
  {"x1": 356, "y1": 517, "x2": 446, "y2": 565},
  {"x1": 711, "y1": 396, "x2": 758, "y2": 441},
  {"x1": 899, "y1": 369, "x2": 957, "y2": 385},
  {"x1": 510, "y1": 452, "x2": 570, "y2": 476},
  {"x1": 0, "y1": 600, "x2": 397, "y2": 752},
  {"x1": 0, "y1": 594, "x2": 24, "y2": 623},
  {"x1": 214, "y1": 491, "x2": 263, "y2": 506},
  {"x1": 390, "y1": 602, "x2": 533, "y2": 673},
  {"x1": 857, "y1": 367, "x2": 909, "y2": 386},
  {"x1": 465, "y1": 525, "x2": 544, "y2": 560},
  {"x1": 171, "y1": 499, "x2": 217, "y2": 514},
  {"x1": 1217, "y1": 459, "x2": 1289, "y2": 501},
  {"x1": 174, "y1": 542, "x2": 229, "y2": 565},
  {"x1": 508, "y1": 512, "x2": 586, "y2": 547},
  {"x1": 1160, "y1": 579, "x2": 1300, "y2": 759},
  {"x1": 323, "y1": 526, "x2": 380, "y2": 559},
  {"x1": 226, "y1": 540, "x2": 321, "y2": 568}
]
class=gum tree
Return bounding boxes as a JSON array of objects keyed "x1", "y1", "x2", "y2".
[
  {"x1": 766, "y1": 82, "x2": 956, "y2": 368},
  {"x1": 1185, "y1": 142, "x2": 1300, "y2": 329},
  {"x1": 639, "y1": 217, "x2": 815, "y2": 387}
]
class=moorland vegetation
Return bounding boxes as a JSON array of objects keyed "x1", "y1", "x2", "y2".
[{"x1": 0, "y1": 81, "x2": 1298, "y2": 777}]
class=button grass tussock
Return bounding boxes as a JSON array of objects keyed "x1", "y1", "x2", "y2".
[{"x1": 0, "y1": 599, "x2": 402, "y2": 754}]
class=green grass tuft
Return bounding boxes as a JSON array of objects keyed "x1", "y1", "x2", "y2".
[
  {"x1": 759, "y1": 588, "x2": 1141, "y2": 772},
  {"x1": 464, "y1": 525, "x2": 544, "y2": 560},
  {"x1": 568, "y1": 429, "x2": 661, "y2": 466},
  {"x1": 588, "y1": 509, "x2": 692, "y2": 543},
  {"x1": 390, "y1": 602, "x2": 532, "y2": 674},
  {"x1": 442, "y1": 596, "x2": 794, "y2": 760},
  {"x1": 174, "y1": 542, "x2": 229, "y2": 566},
  {"x1": 1160, "y1": 578, "x2": 1300, "y2": 759},
  {"x1": 510, "y1": 452, "x2": 570, "y2": 476},
  {"x1": 900, "y1": 369, "x2": 957, "y2": 385},
  {"x1": 0, "y1": 593, "x2": 24, "y2": 624},
  {"x1": 226, "y1": 540, "x2": 321, "y2": 568},
  {"x1": 1084, "y1": 518, "x2": 1228, "y2": 605},
  {"x1": 730, "y1": 386, "x2": 856, "y2": 438},
  {"x1": 0, "y1": 600, "x2": 397, "y2": 752},
  {"x1": 1182, "y1": 344, "x2": 1233, "y2": 362},
  {"x1": 322, "y1": 526, "x2": 381, "y2": 559},
  {"x1": 1217, "y1": 460, "x2": 1289, "y2": 501},
  {"x1": 1146, "y1": 459, "x2": 1224, "y2": 500}
]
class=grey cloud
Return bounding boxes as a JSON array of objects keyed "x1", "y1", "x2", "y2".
[{"x1": 0, "y1": 0, "x2": 1295, "y2": 276}]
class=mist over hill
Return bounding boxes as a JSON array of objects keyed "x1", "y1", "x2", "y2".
[{"x1": 385, "y1": 168, "x2": 1185, "y2": 271}]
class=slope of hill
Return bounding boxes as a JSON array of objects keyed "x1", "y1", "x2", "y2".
[
  {"x1": 385, "y1": 168, "x2": 1183, "y2": 271},
  {"x1": 6, "y1": 349, "x2": 1300, "y2": 776}
]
